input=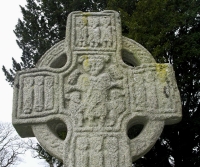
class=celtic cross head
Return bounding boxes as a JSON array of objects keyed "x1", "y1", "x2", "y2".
[{"x1": 12, "y1": 11, "x2": 182, "y2": 167}]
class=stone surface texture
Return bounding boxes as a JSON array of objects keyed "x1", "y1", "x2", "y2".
[{"x1": 12, "y1": 11, "x2": 182, "y2": 167}]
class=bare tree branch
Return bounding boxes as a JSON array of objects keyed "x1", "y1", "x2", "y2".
[{"x1": 0, "y1": 122, "x2": 26, "y2": 167}]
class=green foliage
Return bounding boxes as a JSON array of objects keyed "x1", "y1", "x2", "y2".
[
  {"x1": 124, "y1": 0, "x2": 200, "y2": 166},
  {"x1": 106, "y1": 0, "x2": 138, "y2": 34},
  {"x1": 2, "y1": 0, "x2": 200, "y2": 166}
]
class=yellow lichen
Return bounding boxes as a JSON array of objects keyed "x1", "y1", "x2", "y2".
[
  {"x1": 82, "y1": 12, "x2": 91, "y2": 16},
  {"x1": 83, "y1": 55, "x2": 89, "y2": 67},
  {"x1": 82, "y1": 16, "x2": 88, "y2": 25},
  {"x1": 83, "y1": 76, "x2": 89, "y2": 86},
  {"x1": 156, "y1": 64, "x2": 168, "y2": 83}
]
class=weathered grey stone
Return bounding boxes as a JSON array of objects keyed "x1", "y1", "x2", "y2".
[{"x1": 12, "y1": 10, "x2": 182, "y2": 167}]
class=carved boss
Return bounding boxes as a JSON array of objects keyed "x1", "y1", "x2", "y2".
[{"x1": 12, "y1": 11, "x2": 182, "y2": 167}]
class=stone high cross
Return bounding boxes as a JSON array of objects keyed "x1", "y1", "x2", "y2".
[{"x1": 12, "y1": 11, "x2": 182, "y2": 167}]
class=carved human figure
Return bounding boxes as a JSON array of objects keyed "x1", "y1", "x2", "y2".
[
  {"x1": 166, "y1": 74, "x2": 175, "y2": 110},
  {"x1": 121, "y1": 140, "x2": 132, "y2": 167},
  {"x1": 145, "y1": 71, "x2": 158, "y2": 111},
  {"x1": 23, "y1": 77, "x2": 34, "y2": 114},
  {"x1": 77, "y1": 55, "x2": 111, "y2": 126},
  {"x1": 67, "y1": 69, "x2": 81, "y2": 85},
  {"x1": 108, "y1": 65, "x2": 123, "y2": 80},
  {"x1": 75, "y1": 17, "x2": 88, "y2": 47},
  {"x1": 157, "y1": 71, "x2": 172, "y2": 111},
  {"x1": 134, "y1": 72, "x2": 146, "y2": 110},
  {"x1": 34, "y1": 76, "x2": 44, "y2": 112},
  {"x1": 101, "y1": 16, "x2": 113, "y2": 47},
  {"x1": 67, "y1": 91, "x2": 83, "y2": 126},
  {"x1": 44, "y1": 76, "x2": 54, "y2": 110},
  {"x1": 107, "y1": 89, "x2": 125, "y2": 126},
  {"x1": 88, "y1": 17, "x2": 100, "y2": 47},
  {"x1": 76, "y1": 138, "x2": 89, "y2": 167},
  {"x1": 90, "y1": 137, "x2": 103, "y2": 167},
  {"x1": 105, "y1": 137, "x2": 118, "y2": 167}
]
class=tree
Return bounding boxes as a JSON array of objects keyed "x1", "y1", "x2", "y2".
[
  {"x1": 121, "y1": 0, "x2": 200, "y2": 166},
  {"x1": 2, "y1": 0, "x2": 200, "y2": 166},
  {"x1": 26, "y1": 141, "x2": 63, "y2": 167},
  {"x1": 0, "y1": 122, "x2": 26, "y2": 167},
  {"x1": 108, "y1": 0, "x2": 199, "y2": 166}
]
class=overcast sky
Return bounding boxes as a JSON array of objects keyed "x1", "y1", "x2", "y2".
[
  {"x1": 0, "y1": 1, "x2": 24, "y2": 123},
  {"x1": 0, "y1": 1, "x2": 48, "y2": 166}
]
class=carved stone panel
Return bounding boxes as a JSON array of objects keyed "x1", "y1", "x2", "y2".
[
  {"x1": 72, "y1": 13, "x2": 117, "y2": 50},
  {"x1": 63, "y1": 53, "x2": 127, "y2": 129},
  {"x1": 16, "y1": 72, "x2": 59, "y2": 119},
  {"x1": 68, "y1": 134, "x2": 131, "y2": 167},
  {"x1": 128, "y1": 64, "x2": 181, "y2": 114}
]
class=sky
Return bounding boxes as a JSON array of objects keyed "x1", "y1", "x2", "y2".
[{"x1": 0, "y1": 1, "x2": 49, "y2": 166}]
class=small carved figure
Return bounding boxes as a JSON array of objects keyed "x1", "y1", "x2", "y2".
[
  {"x1": 76, "y1": 138, "x2": 89, "y2": 167},
  {"x1": 134, "y1": 72, "x2": 146, "y2": 110},
  {"x1": 34, "y1": 76, "x2": 44, "y2": 112},
  {"x1": 23, "y1": 77, "x2": 34, "y2": 114},
  {"x1": 105, "y1": 137, "x2": 118, "y2": 167},
  {"x1": 68, "y1": 69, "x2": 81, "y2": 85},
  {"x1": 121, "y1": 140, "x2": 132, "y2": 167},
  {"x1": 108, "y1": 65, "x2": 123, "y2": 80},
  {"x1": 44, "y1": 76, "x2": 54, "y2": 110},
  {"x1": 68, "y1": 91, "x2": 81, "y2": 113},
  {"x1": 90, "y1": 137, "x2": 103, "y2": 167},
  {"x1": 107, "y1": 89, "x2": 125, "y2": 126},
  {"x1": 101, "y1": 16, "x2": 113, "y2": 47},
  {"x1": 159, "y1": 84, "x2": 171, "y2": 110},
  {"x1": 88, "y1": 17, "x2": 100, "y2": 47},
  {"x1": 76, "y1": 17, "x2": 88, "y2": 47},
  {"x1": 145, "y1": 71, "x2": 158, "y2": 111},
  {"x1": 67, "y1": 91, "x2": 83, "y2": 126}
]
